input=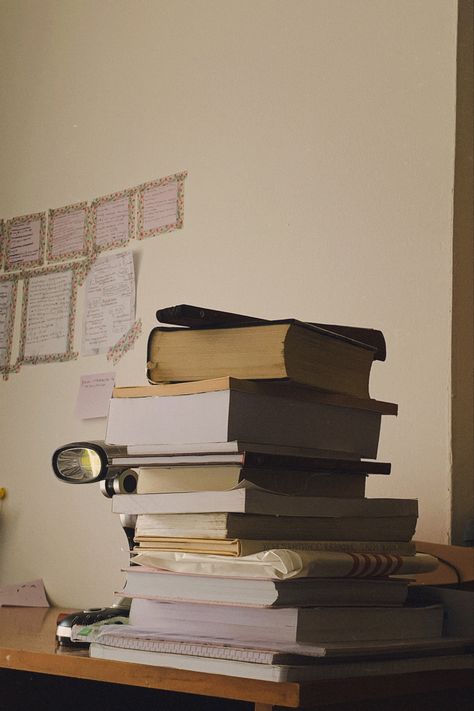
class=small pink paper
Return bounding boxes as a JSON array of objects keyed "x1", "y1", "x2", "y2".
[{"x1": 0, "y1": 578, "x2": 49, "y2": 607}]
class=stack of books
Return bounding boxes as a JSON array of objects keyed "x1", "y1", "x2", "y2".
[{"x1": 88, "y1": 307, "x2": 467, "y2": 680}]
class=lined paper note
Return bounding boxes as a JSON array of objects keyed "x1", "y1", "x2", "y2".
[
  {"x1": 24, "y1": 270, "x2": 73, "y2": 358},
  {"x1": 50, "y1": 206, "x2": 88, "y2": 258},
  {"x1": 142, "y1": 181, "x2": 178, "y2": 232},
  {"x1": 7, "y1": 216, "x2": 43, "y2": 267},
  {"x1": 95, "y1": 194, "x2": 130, "y2": 248},
  {"x1": 82, "y1": 251, "x2": 136, "y2": 356},
  {"x1": 0, "y1": 280, "x2": 16, "y2": 368}
]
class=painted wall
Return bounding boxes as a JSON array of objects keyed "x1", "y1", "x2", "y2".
[{"x1": 0, "y1": 0, "x2": 458, "y2": 607}]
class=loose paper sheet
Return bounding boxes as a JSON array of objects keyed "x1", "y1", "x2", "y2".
[
  {"x1": 0, "y1": 278, "x2": 17, "y2": 370},
  {"x1": 82, "y1": 251, "x2": 136, "y2": 356},
  {"x1": 6, "y1": 212, "x2": 46, "y2": 270},
  {"x1": 48, "y1": 202, "x2": 89, "y2": 261},
  {"x1": 21, "y1": 267, "x2": 76, "y2": 361},
  {"x1": 91, "y1": 189, "x2": 135, "y2": 252},
  {"x1": 0, "y1": 578, "x2": 49, "y2": 607},
  {"x1": 75, "y1": 371, "x2": 115, "y2": 419}
]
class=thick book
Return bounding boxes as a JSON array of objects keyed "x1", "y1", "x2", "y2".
[
  {"x1": 113, "y1": 489, "x2": 417, "y2": 518},
  {"x1": 155, "y1": 304, "x2": 387, "y2": 361},
  {"x1": 127, "y1": 598, "x2": 443, "y2": 644},
  {"x1": 134, "y1": 511, "x2": 418, "y2": 542},
  {"x1": 136, "y1": 466, "x2": 368, "y2": 497},
  {"x1": 118, "y1": 567, "x2": 410, "y2": 607},
  {"x1": 146, "y1": 319, "x2": 378, "y2": 398},
  {"x1": 106, "y1": 379, "x2": 396, "y2": 458},
  {"x1": 130, "y1": 550, "x2": 437, "y2": 580},
  {"x1": 132, "y1": 538, "x2": 417, "y2": 557}
]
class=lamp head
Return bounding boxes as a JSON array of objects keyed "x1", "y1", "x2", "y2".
[{"x1": 52, "y1": 441, "x2": 137, "y2": 497}]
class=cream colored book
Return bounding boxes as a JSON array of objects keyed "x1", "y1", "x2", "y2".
[
  {"x1": 146, "y1": 321, "x2": 376, "y2": 398},
  {"x1": 133, "y1": 512, "x2": 418, "y2": 542},
  {"x1": 136, "y1": 466, "x2": 366, "y2": 497}
]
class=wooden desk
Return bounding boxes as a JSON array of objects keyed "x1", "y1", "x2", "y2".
[{"x1": 0, "y1": 607, "x2": 472, "y2": 711}]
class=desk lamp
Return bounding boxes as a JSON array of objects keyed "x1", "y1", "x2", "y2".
[{"x1": 52, "y1": 441, "x2": 138, "y2": 645}]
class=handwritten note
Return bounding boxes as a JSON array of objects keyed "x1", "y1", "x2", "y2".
[
  {"x1": 0, "y1": 578, "x2": 49, "y2": 607},
  {"x1": 0, "y1": 219, "x2": 4, "y2": 268},
  {"x1": 95, "y1": 194, "x2": 130, "y2": 249},
  {"x1": 75, "y1": 371, "x2": 115, "y2": 419},
  {"x1": 50, "y1": 205, "x2": 88, "y2": 258},
  {"x1": 0, "y1": 280, "x2": 16, "y2": 368},
  {"x1": 7, "y1": 215, "x2": 43, "y2": 267},
  {"x1": 24, "y1": 270, "x2": 73, "y2": 358},
  {"x1": 142, "y1": 180, "x2": 178, "y2": 233},
  {"x1": 82, "y1": 251, "x2": 136, "y2": 356}
]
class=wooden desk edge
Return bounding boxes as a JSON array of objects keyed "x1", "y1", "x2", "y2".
[
  {"x1": 0, "y1": 645, "x2": 301, "y2": 708},
  {"x1": 1, "y1": 646, "x2": 472, "y2": 709}
]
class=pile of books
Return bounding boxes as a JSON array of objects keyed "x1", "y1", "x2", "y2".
[{"x1": 88, "y1": 306, "x2": 471, "y2": 681}]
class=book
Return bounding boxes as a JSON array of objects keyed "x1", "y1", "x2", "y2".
[
  {"x1": 113, "y1": 489, "x2": 417, "y2": 517},
  {"x1": 126, "y1": 598, "x2": 444, "y2": 644},
  {"x1": 133, "y1": 512, "x2": 418, "y2": 542},
  {"x1": 113, "y1": 376, "x2": 396, "y2": 408},
  {"x1": 89, "y1": 623, "x2": 473, "y2": 682},
  {"x1": 154, "y1": 304, "x2": 387, "y2": 361},
  {"x1": 408, "y1": 586, "x2": 474, "y2": 637},
  {"x1": 136, "y1": 466, "x2": 368, "y2": 497},
  {"x1": 130, "y1": 550, "x2": 437, "y2": 580},
  {"x1": 90, "y1": 624, "x2": 473, "y2": 660},
  {"x1": 85, "y1": 623, "x2": 474, "y2": 660},
  {"x1": 118, "y1": 443, "x2": 393, "y2": 470},
  {"x1": 89, "y1": 644, "x2": 472, "y2": 683},
  {"x1": 106, "y1": 379, "x2": 396, "y2": 457},
  {"x1": 118, "y1": 567, "x2": 410, "y2": 606},
  {"x1": 132, "y1": 538, "x2": 417, "y2": 557},
  {"x1": 146, "y1": 320, "x2": 378, "y2": 398}
]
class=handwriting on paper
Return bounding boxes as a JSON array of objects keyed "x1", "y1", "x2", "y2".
[
  {"x1": 50, "y1": 207, "x2": 87, "y2": 258},
  {"x1": 0, "y1": 280, "x2": 15, "y2": 368},
  {"x1": 75, "y1": 371, "x2": 115, "y2": 419},
  {"x1": 24, "y1": 270, "x2": 73, "y2": 358},
  {"x1": 82, "y1": 251, "x2": 136, "y2": 356},
  {"x1": 142, "y1": 180, "x2": 178, "y2": 232},
  {"x1": 95, "y1": 194, "x2": 130, "y2": 248},
  {"x1": 8, "y1": 218, "x2": 42, "y2": 266}
]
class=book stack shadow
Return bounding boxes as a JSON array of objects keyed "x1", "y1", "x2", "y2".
[{"x1": 88, "y1": 306, "x2": 473, "y2": 681}]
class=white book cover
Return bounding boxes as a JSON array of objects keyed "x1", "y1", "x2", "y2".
[{"x1": 112, "y1": 488, "x2": 418, "y2": 517}]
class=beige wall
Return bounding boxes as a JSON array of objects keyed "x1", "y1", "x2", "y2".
[{"x1": 0, "y1": 0, "x2": 458, "y2": 607}]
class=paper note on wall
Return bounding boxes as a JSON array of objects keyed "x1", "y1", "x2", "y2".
[
  {"x1": 0, "y1": 280, "x2": 16, "y2": 368},
  {"x1": 24, "y1": 269, "x2": 73, "y2": 358},
  {"x1": 93, "y1": 191, "x2": 133, "y2": 251},
  {"x1": 75, "y1": 371, "x2": 115, "y2": 419},
  {"x1": 142, "y1": 180, "x2": 178, "y2": 232},
  {"x1": 6, "y1": 213, "x2": 45, "y2": 269},
  {"x1": 48, "y1": 203, "x2": 89, "y2": 260},
  {"x1": 82, "y1": 250, "x2": 136, "y2": 356}
]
